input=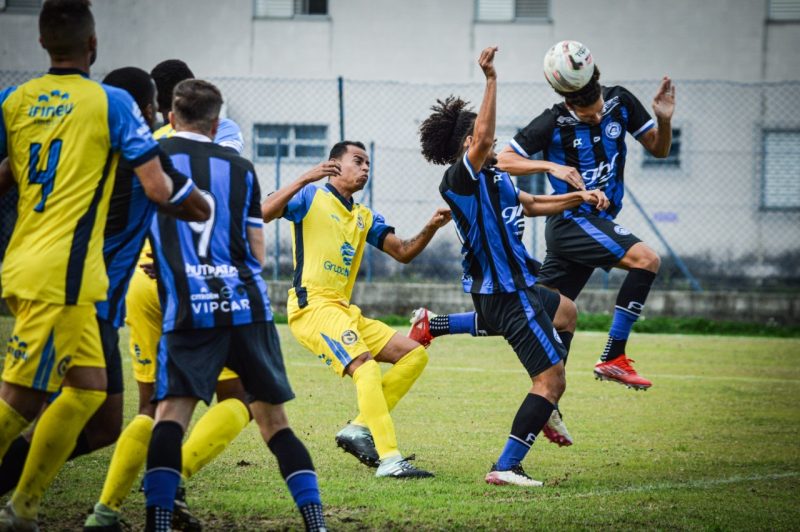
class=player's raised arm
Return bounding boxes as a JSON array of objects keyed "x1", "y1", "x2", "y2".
[
  {"x1": 638, "y1": 76, "x2": 675, "y2": 158},
  {"x1": 261, "y1": 160, "x2": 341, "y2": 223},
  {"x1": 518, "y1": 189, "x2": 609, "y2": 217},
  {"x1": 497, "y1": 148, "x2": 586, "y2": 191},
  {"x1": 466, "y1": 46, "x2": 499, "y2": 172},
  {"x1": 380, "y1": 208, "x2": 452, "y2": 264}
]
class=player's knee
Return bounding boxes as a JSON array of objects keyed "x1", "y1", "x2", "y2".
[
  {"x1": 554, "y1": 296, "x2": 577, "y2": 332},
  {"x1": 404, "y1": 345, "x2": 429, "y2": 369}
]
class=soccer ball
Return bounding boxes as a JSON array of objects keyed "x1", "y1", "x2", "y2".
[{"x1": 543, "y1": 40, "x2": 595, "y2": 93}]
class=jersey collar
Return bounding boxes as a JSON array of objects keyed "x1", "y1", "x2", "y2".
[
  {"x1": 325, "y1": 183, "x2": 354, "y2": 211},
  {"x1": 173, "y1": 131, "x2": 213, "y2": 143},
  {"x1": 48, "y1": 67, "x2": 89, "y2": 78}
]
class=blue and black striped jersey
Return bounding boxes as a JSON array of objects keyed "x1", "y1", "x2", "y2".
[
  {"x1": 510, "y1": 86, "x2": 654, "y2": 220},
  {"x1": 440, "y1": 153, "x2": 540, "y2": 295},
  {"x1": 151, "y1": 134, "x2": 271, "y2": 333},
  {"x1": 95, "y1": 150, "x2": 194, "y2": 328}
]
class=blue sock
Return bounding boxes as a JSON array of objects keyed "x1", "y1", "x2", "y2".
[
  {"x1": 144, "y1": 469, "x2": 181, "y2": 510},
  {"x1": 286, "y1": 471, "x2": 321, "y2": 507},
  {"x1": 609, "y1": 307, "x2": 638, "y2": 340},
  {"x1": 496, "y1": 437, "x2": 531, "y2": 470},
  {"x1": 448, "y1": 312, "x2": 476, "y2": 335}
]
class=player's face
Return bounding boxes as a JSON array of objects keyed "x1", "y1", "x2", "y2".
[
  {"x1": 335, "y1": 146, "x2": 370, "y2": 192},
  {"x1": 568, "y1": 96, "x2": 604, "y2": 125}
]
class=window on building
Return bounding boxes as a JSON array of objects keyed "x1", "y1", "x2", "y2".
[
  {"x1": 476, "y1": 0, "x2": 550, "y2": 22},
  {"x1": 768, "y1": 0, "x2": 800, "y2": 21},
  {"x1": 254, "y1": 0, "x2": 327, "y2": 18},
  {"x1": 253, "y1": 124, "x2": 328, "y2": 162},
  {"x1": 0, "y1": 0, "x2": 42, "y2": 13},
  {"x1": 762, "y1": 130, "x2": 800, "y2": 210},
  {"x1": 642, "y1": 128, "x2": 681, "y2": 168}
]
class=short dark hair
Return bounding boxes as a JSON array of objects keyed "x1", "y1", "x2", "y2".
[
  {"x1": 172, "y1": 79, "x2": 222, "y2": 133},
  {"x1": 102, "y1": 67, "x2": 155, "y2": 117},
  {"x1": 151, "y1": 59, "x2": 194, "y2": 113},
  {"x1": 329, "y1": 140, "x2": 366, "y2": 160},
  {"x1": 39, "y1": 0, "x2": 94, "y2": 60},
  {"x1": 556, "y1": 66, "x2": 602, "y2": 108},
  {"x1": 418, "y1": 96, "x2": 476, "y2": 166}
]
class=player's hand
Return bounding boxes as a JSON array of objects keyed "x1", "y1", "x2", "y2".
[
  {"x1": 652, "y1": 76, "x2": 675, "y2": 121},
  {"x1": 301, "y1": 160, "x2": 341, "y2": 183},
  {"x1": 478, "y1": 46, "x2": 499, "y2": 80},
  {"x1": 581, "y1": 189, "x2": 610, "y2": 211},
  {"x1": 429, "y1": 208, "x2": 452, "y2": 229},
  {"x1": 550, "y1": 164, "x2": 586, "y2": 190}
]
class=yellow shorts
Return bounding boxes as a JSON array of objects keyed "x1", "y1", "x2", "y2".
[
  {"x1": 125, "y1": 267, "x2": 238, "y2": 383},
  {"x1": 288, "y1": 301, "x2": 397, "y2": 377},
  {"x1": 3, "y1": 297, "x2": 104, "y2": 393}
]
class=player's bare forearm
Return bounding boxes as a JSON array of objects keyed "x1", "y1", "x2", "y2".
[
  {"x1": 261, "y1": 160, "x2": 341, "y2": 222},
  {"x1": 520, "y1": 190, "x2": 608, "y2": 216},
  {"x1": 0, "y1": 158, "x2": 14, "y2": 197},
  {"x1": 247, "y1": 226, "x2": 266, "y2": 266},
  {"x1": 159, "y1": 188, "x2": 211, "y2": 222},
  {"x1": 496, "y1": 148, "x2": 556, "y2": 176},
  {"x1": 467, "y1": 46, "x2": 499, "y2": 171},
  {"x1": 383, "y1": 208, "x2": 451, "y2": 264}
]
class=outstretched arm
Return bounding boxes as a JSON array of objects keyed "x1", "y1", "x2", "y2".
[
  {"x1": 496, "y1": 147, "x2": 586, "y2": 190},
  {"x1": 638, "y1": 76, "x2": 675, "y2": 158},
  {"x1": 466, "y1": 46, "x2": 499, "y2": 172},
  {"x1": 261, "y1": 160, "x2": 341, "y2": 223},
  {"x1": 519, "y1": 189, "x2": 609, "y2": 217},
  {"x1": 381, "y1": 208, "x2": 452, "y2": 264}
]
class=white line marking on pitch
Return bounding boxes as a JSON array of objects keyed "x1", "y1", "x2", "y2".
[
  {"x1": 538, "y1": 471, "x2": 799, "y2": 500},
  {"x1": 286, "y1": 361, "x2": 800, "y2": 384}
]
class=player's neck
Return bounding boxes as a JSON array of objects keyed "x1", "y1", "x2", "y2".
[
  {"x1": 327, "y1": 180, "x2": 354, "y2": 202},
  {"x1": 49, "y1": 57, "x2": 90, "y2": 75}
]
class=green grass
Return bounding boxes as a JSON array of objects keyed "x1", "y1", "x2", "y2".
[{"x1": 1, "y1": 317, "x2": 799, "y2": 530}]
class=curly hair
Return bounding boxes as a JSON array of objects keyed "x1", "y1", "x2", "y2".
[
  {"x1": 419, "y1": 96, "x2": 477, "y2": 166},
  {"x1": 554, "y1": 66, "x2": 602, "y2": 108}
]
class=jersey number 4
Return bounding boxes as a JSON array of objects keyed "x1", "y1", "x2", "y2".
[{"x1": 28, "y1": 139, "x2": 63, "y2": 213}]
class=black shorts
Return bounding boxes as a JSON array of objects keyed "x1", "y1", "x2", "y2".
[
  {"x1": 156, "y1": 321, "x2": 295, "y2": 405},
  {"x1": 98, "y1": 317, "x2": 124, "y2": 395},
  {"x1": 472, "y1": 286, "x2": 566, "y2": 377},
  {"x1": 538, "y1": 214, "x2": 642, "y2": 300}
]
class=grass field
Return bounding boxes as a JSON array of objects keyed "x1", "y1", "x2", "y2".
[{"x1": 1, "y1": 316, "x2": 799, "y2": 530}]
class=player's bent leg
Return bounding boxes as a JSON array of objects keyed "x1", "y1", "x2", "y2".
[
  {"x1": 407, "y1": 308, "x2": 490, "y2": 345},
  {"x1": 595, "y1": 242, "x2": 659, "y2": 390},
  {"x1": 250, "y1": 402, "x2": 327, "y2": 532},
  {"x1": 181, "y1": 396, "x2": 249, "y2": 480}
]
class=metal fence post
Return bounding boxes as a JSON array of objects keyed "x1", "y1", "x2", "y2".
[
  {"x1": 365, "y1": 141, "x2": 375, "y2": 282},
  {"x1": 273, "y1": 138, "x2": 282, "y2": 281},
  {"x1": 338, "y1": 76, "x2": 345, "y2": 142}
]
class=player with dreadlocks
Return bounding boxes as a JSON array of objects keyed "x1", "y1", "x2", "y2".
[{"x1": 418, "y1": 46, "x2": 609, "y2": 486}]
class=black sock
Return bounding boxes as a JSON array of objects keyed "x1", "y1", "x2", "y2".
[
  {"x1": 510, "y1": 393, "x2": 555, "y2": 445},
  {"x1": 429, "y1": 315, "x2": 449, "y2": 337},
  {"x1": 267, "y1": 428, "x2": 315, "y2": 479},
  {"x1": 144, "y1": 421, "x2": 184, "y2": 532},
  {"x1": 558, "y1": 331, "x2": 574, "y2": 365},
  {"x1": 0, "y1": 436, "x2": 30, "y2": 496},
  {"x1": 601, "y1": 268, "x2": 657, "y2": 362},
  {"x1": 268, "y1": 428, "x2": 325, "y2": 531}
]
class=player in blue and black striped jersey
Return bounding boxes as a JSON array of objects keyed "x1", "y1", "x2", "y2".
[
  {"x1": 143, "y1": 79, "x2": 326, "y2": 532},
  {"x1": 497, "y1": 41, "x2": 676, "y2": 390},
  {"x1": 420, "y1": 46, "x2": 610, "y2": 487}
]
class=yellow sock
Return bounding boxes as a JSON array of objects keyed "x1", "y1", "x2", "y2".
[
  {"x1": 0, "y1": 398, "x2": 30, "y2": 461},
  {"x1": 13, "y1": 387, "x2": 105, "y2": 520},
  {"x1": 99, "y1": 414, "x2": 154, "y2": 511},
  {"x1": 353, "y1": 346, "x2": 428, "y2": 426},
  {"x1": 181, "y1": 398, "x2": 249, "y2": 479},
  {"x1": 352, "y1": 360, "x2": 399, "y2": 459}
]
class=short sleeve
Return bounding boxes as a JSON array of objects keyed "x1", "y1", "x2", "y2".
[
  {"x1": 282, "y1": 183, "x2": 318, "y2": 223},
  {"x1": 510, "y1": 108, "x2": 556, "y2": 158},
  {"x1": 214, "y1": 119, "x2": 245, "y2": 154},
  {"x1": 618, "y1": 86, "x2": 654, "y2": 139},
  {"x1": 0, "y1": 86, "x2": 17, "y2": 160},
  {"x1": 158, "y1": 149, "x2": 194, "y2": 205},
  {"x1": 246, "y1": 170, "x2": 263, "y2": 227},
  {"x1": 103, "y1": 84, "x2": 159, "y2": 166},
  {"x1": 442, "y1": 152, "x2": 479, "y2": 195},
  {"x1": 366, "y1": 210, "x2": 395, "y2": 250}
]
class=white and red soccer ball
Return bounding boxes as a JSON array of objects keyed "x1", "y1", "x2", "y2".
[{"x1": 543, "y1": 40, "x2": 595, "y2": 93}]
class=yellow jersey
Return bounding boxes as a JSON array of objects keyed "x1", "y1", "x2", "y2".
[
  {"x1": 283, "y1": 183, "x2": 394, "y2": 310},
  {"x1": 0, "y1": 68, "x2": 159, "y2": 305}
]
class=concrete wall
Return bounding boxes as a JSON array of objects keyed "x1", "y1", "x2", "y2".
[{"x1": 264, "y1": 281, "x2": 800, "y2": 325}]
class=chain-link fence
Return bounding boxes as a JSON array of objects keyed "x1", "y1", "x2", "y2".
[{"x1": 2, "y1": 71, "x2": 799, "y2": 292}]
